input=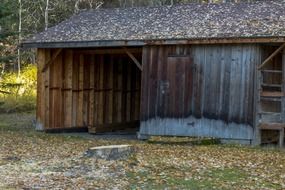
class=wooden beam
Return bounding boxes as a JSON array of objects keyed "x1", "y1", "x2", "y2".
[
  {"x1": 21, "y1": 37, "x2": 285, "y2": 49},
  {"x1": 258, "y1": 43, "x2": 285, "y2": 70},
  {"x1": 281, "y1": 48, "x2": 285, "y2": 148},
  {"x1": 261, "y1": 91, "x2": 284, "y2": 97},
  {"x1": 259, "y1": 123, "x2": 285, "y2": 130},
  {"x1": 41, "y1": 48, "x2": 62, "y2": 72},
  {"x1": 74, "y1": 48, "x2": 142, "y2": 55},
  {"x1": 123, "y1": 47, "x2": 142, "y2": 71}
]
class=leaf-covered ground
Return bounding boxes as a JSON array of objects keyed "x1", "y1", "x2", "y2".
[{"x1": 0, "y1": 113, "x2": 284, "y2": 190}]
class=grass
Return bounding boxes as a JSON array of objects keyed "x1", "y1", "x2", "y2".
[
  {"x1": 0, "y1": 112, "x2": 284, "y2": 189},
  {"x1": 127, "y1": 168, "x2": 249, "y2": 189}
]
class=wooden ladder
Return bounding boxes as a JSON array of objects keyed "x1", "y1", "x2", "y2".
[{"x1": 257, "y1": 48, "x2": 285, "y2": 148}]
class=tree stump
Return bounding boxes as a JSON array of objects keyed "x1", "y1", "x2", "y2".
[{"x1": 85, "y1": 145, "x2": 134, "y2": 160}]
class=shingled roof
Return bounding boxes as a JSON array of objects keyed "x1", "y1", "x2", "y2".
[{"x1": 23, "y1": 1, "x2": 285, "y2": 48}]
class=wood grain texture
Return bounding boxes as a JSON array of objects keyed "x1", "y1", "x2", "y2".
[
  {"x1": 37, "y1": 48, "x2": 141, "y2": 132},
  {"x1": 140, "y1": 44, "x2": 261, "y2": 140},
  {"x1": 36, "y1": 49, "x2": 46, "y2": 130}
]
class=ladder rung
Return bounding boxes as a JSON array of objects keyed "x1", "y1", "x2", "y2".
[
  {"x1": 259, "y1": 112, "x2": 281, "y2": 115},
  {"x1": 259, "y1": 112, "x2": 282, "y2": 123},
  {"x1": 259, "y1": 123, "x2": 285, "y2": 130},
  {"x1": 261, "y1": 70, "x2": 282, "y2": 74},
  {"x1": 261, "y1": 83, "x2": 282, "y2": 88},
  {"x1": 260, "y1": 97, "x2": 281, "y2": 102},
  {"x1": 261, "y1": 91, "x2": 283, "y2": 97}
]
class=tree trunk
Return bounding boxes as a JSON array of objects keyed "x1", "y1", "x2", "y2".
[
  {"x1": 45, "y1": 0, "x2": 49, "y2": 30},
  {"x1": 18, "y1": 0, "x2": 22, "y2": 76}
]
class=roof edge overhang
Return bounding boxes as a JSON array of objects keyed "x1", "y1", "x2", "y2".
[{"x1": 21, "y1": 37, "x2": 285, "y2": 49}]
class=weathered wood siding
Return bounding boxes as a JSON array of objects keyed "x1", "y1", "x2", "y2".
[
  {"x1": 140, "y1": 44, "x2": 261, "y2": 141},
  {"x1": 37, "y1": 48, "x2": 141, "y2": 132}
]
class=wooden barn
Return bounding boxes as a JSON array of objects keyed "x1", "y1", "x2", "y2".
[{"x1": 22, "y1": 1, "x2": 285, "y2": 146}]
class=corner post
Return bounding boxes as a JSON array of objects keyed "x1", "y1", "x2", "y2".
[
  {"x1": 36, "y1": 48, "x2": 46, "y2": 131},
  {"x1": 252, "y1": 46, "x2": 262, "y2": 146}
]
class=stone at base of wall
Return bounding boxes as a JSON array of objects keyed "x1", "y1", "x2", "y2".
[
  {"x1": 137, "y1": 132, "x2": 150, "y2": 140},
  {"x1": 35, "y1": 121, "x2": 44, "y2": 131}
]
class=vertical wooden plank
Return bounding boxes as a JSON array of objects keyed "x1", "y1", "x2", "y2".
[
  {"x1": 280, "y1": 47, "x2": 285, "y2": 147},
  {"x1": 102, "y1": 55, "x2": 110, "y2": 124},
  {"x1": 44, "y1": 49, "x2": 51, "y2": 129},
  {"x1": 72, "y1": 54, "x2": 79, "y2": 127},
  {"x1": 156, "y1": 46, "x2": 167, "y2": 118},
  {"x1": 129, "y1": 60, "x2": 135, "y2": 121},
  {"x1": 141, "y1": 46, "x2": 150, "y2": 121},
  {"x1": 36, "y1": 49, "x2": 46, "y2": 130},
  {"x1": 184, "y1": 47, "x2": 193, "y2": 117},
  {"x1": 54, "y1": 50, "x2": 63, "y2": 128},
  {"x1": 167, "y1": 57, "x2": 176, "y2": 117},
  {"x1": 149, "y1": 46, "x2": 159, "y2": 118},
  {"x1": 242, "y1": 45, "x2": 252, "y2": 124},
  {"x1": 218, "y1": 45, "x2": 226, "y2": 118},
  {"x1": 207, "y1": 46, "x2": 215, "y2": 118},
  {"x1": 93, "y1": 55, "x2": 100, "y2": 126},
  {"x1": 126, "y1": 59, "x2": 132, "y2": 122},
  {"x1": 198, "y1": 46, "x2": 205, "y2": 119},
  {"x1": 112, "y1": 55, "x2": 119, "y2": 124},
  {"x1": 108, "y1": 55, "x2": 114, "y2": 124},
  {"x1": 193, "y1": 46, "x2": 203, "y2": 118},
  {"x1": 98, "y1": 55, "x2": 104, "y2": 125},
  {"x1": 121, "y1": 56, "x2": 128, "y2": 123},
  {"x1": 88, "y1": 55, "x2": 95, "y2": 127},
  {"x1": 117, "y1": 56, "x2": 123, "y2": 123},
  {"x1": 250, "y1": 45, "x2": 259, "y2": 125},
  {"x1": 63, "y1": 49, "x2": 73, "y2": 128},
  {"x1": 134, "y1": 59, "x2": 142, "y2": 120},
  {"x1": 77, "y1": 54, "x2": 84, "y2": 127},
  {"x1": 221, "y1": 45, "x2": 231, "y2": 122},
  {"x1": 130, "y1": 55, "x2": 139, "y2": 121},
  {"x1": 253, "y1": 45, "x2": 262, "y2": 145},
  {"x1": 281, "y1": 49, "x2": 285, "y2": 123},
  {"x1": 176, "y1": 57, "x2": 186, "y2": 117},
  {"x1": 213, "y1": 46, "x2": 221, "y2": 119},
  {"x1": 83, "y1": 55, "x2": 90, "y2": 127},
  {"x1": 48, "y1": 50, "x2": 55, "y2": 128}
]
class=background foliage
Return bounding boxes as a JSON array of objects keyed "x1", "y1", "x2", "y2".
[{"x1": 0, "y1": 65, "x2": 37, "y2": 113}]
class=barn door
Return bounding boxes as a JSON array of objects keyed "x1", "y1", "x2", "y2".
[{"x1": 159, "y1": 56, "x2": 193, "y2": 118}]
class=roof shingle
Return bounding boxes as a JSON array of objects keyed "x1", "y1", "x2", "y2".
[{"x1": 24, "y1": 1, "x2": 285, "y2": 45}]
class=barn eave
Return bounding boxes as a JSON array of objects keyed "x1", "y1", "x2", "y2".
[{"x1": 21, "y1": 37, "x2": 285, "y2": 49}]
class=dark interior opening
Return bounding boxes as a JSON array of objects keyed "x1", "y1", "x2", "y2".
[{"x1": 85, "y1": 48, "x2": 142, "y2": 134}]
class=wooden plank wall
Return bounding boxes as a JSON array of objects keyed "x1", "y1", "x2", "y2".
[
  {"x1": 37, "y1": 48, "x2": 141, "y2": 132},
  {"x1": 140, "y1": 44, "x2": 261, "y2": 141}
]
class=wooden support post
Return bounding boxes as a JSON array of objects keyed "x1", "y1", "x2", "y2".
[
  {"x1": 279, "y1": 128, "x2": 284, "y2": 148},
  {"x1": 258, "y1": 43, "x2": 285, "y2": 70},
  {"x1": 123, "y1": 47, "x2": 142, "y2": 71},
  {"x1": 42, "y1": 48, "x2": 62, "y2": 72},
  {"x1": 281, "y1": 49, "x2": 285, "y2": 148},
  {"x1": 253, "y1": 48, "x2": 262, "y2": 146},
  {"x1": 37, "y1": 49, "x2": 46, "y2": 130}
]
